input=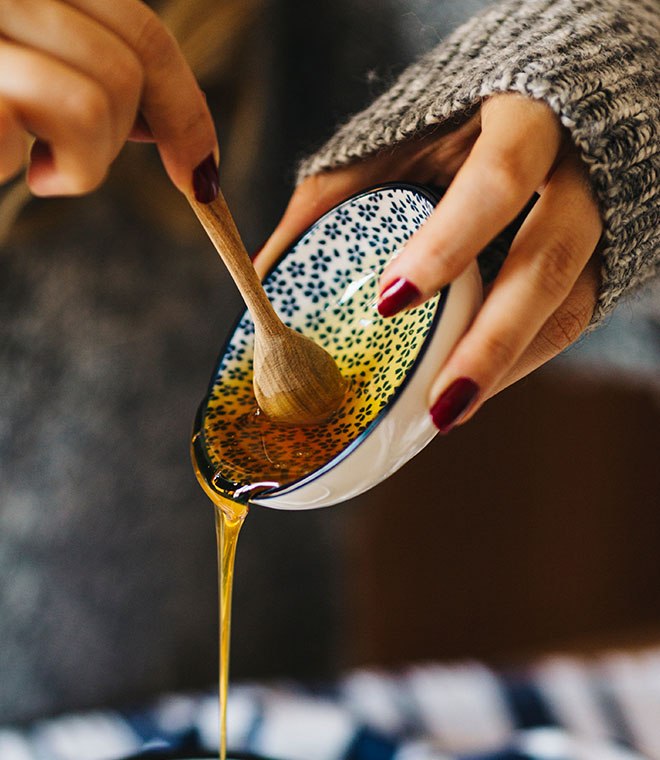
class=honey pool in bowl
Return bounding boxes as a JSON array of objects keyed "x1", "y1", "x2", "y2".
[{"x1": 192, "y1": 183, "x2": 446, "y2": 507}]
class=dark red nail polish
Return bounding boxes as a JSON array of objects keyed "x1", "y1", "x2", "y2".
[
  {"x1": 377, "y1": 278, "x2": 421, "y2": 317},
  {"x1": 430, "y1": 377, "x2": 479, "y2": 434},
  {"x1": 192, "y1": 153, "x2": 219, "y2": 203}
]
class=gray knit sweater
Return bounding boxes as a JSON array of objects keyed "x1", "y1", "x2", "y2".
[{"x1": 299, "y1": 0, "x2": 660, "y2": 323}]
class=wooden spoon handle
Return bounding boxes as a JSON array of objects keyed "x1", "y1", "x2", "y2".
[{"x1": 190, "y1": 191, "x2": 283, "y2": 336}]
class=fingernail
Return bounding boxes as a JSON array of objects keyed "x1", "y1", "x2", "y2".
[
  {"x1": 192, "y1": 152, "x2": 219, "y2": 203},
  {"x1": 377, "y1": 278, "x2": 421, "y2": 317},
  {"x1": 430, "y1": 377, "x2": 479, "y2": 434}
]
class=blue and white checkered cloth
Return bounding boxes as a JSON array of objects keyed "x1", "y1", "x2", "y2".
[{"x1": 3, "y1": 648, "x2": 660, "y2": 760}]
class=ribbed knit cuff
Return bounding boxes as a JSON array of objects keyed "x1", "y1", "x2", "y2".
[{"x1": 298, "y1": 0, "x2": 660, "y2": 323}]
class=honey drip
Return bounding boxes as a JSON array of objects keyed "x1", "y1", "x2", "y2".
[
  {"x1": 214, "y1": 495, "x2": 248, "y2": 760},
  {"x1": 193, "y1": 193, "x2": 441, "y2": 760}
]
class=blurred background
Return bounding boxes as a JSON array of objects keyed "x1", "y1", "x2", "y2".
[{"x1": 0, "y1": 0, "x2": 659, "y2": 728}]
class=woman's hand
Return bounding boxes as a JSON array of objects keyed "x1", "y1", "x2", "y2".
[
  {"x1": 257, "y1": 93, "x2": 603, "y2": 433},
  {"x1": 0, "y1": 0, "x2": 218, "y2": 200}
]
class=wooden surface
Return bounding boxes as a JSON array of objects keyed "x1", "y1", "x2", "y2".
[{"x1": 339, "y1": 368, "x2": 660, "y2": 667}]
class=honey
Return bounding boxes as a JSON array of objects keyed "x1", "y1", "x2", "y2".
[
  {"x1": 192, "y1": 307, "x2": 438, "y2": 760},
  {"x1": 191, "y1": 186, "x2": 442, "y2": 760},
  {"x1": 192, "y1": 392, "x2": 351, "y2": 760},
  {"x1": 214, "y1": 495, "x2": 247, "y2": 760}
]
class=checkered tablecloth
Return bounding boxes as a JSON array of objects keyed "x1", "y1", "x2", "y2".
[{"x1": 3, "y1": 648, "x2": 660, "y2": 760}]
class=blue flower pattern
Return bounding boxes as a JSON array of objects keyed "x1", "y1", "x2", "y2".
[
  {"x1": 380, "y1": 215, "x2": 397, "y2": 233},
  {"x1": 303, "y1": 278, "x2": 330, "y2": 303},
  {"x1": 323, "y1": 221, "x2": 341, "y2": 240},
  {"x1": 279, "y1": 291, "x2": 300, "y2": 318},
  {"x1": 356, "y1": 202, "x2": 377, "y2": 221},
  {"x1": 310, "y1": 248, "x2": 333, "y2": 272},
  {"x1": 286, "y1": 261, "x2": 306, "y2": 279},
  {"x1": 349, "y1": 221, "x2": 370, "y2": 240},
  {"x1": 335, "y1": 207, "x2": 351, "y2": 226},
  {"x1": 204, "y1": 187, "x2": 442, "y2": 479}
]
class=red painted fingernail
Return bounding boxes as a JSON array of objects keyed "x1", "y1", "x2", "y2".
[
  {"x1": 430, "y1": 377, "x2": 479, "y2": 434},
  {"x1": 377, "y1": 278, "x2": 421, "y2": 317},
  {"x1": 192, "y1": 152, "x2": 219, "y2": 203}
]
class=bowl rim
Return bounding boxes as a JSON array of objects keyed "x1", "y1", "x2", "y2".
[{"x1": 192, "y1": 182, "x2": 446, "y2": 503}]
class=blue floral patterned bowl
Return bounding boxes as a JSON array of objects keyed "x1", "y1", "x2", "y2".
[{"x1": 192, "y1": 183, "x2": 481, "y2": 509}]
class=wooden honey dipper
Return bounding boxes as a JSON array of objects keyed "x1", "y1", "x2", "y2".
[{"x1": 190, "y1": 191, "x2": 348, "y2": 426}]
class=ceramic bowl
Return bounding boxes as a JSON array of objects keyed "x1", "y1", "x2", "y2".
[
  {"x1": 122, "y1": 752, "x2": 259, "y2": 760},
  {"x1": 192, "y1": 183, "x2": 482, "y2": 509}
]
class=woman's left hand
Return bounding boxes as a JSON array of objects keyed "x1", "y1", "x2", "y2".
[
  {"x1": 0, "y1": 0, "x2": 218, "y2": 199},
  {"x1": 257, "y1": 93, "x2": 603, "y2": 432}
]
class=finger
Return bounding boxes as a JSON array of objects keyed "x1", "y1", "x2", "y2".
[
  {"x1": 0, "y1": 0, "x2": 143, "y2": 155},
  {"x1": 254, "y1": 159, "x2": 399, "y2": 278},
  {"x1": 426, "y1": 150, "x2": 602, "y2": 433},
  {"x1": 377, "y1": 94, "x2": 563, "y2": 314},
  {"x1": 0, "y1": 41, "x2": 114, "y2": 195},
  {"x1": 128, "y1": 111, "x2": 155, "y2": 143},
  {"x1": 460, "y1": 252, "x2": 601, "y2": 423},
  {"x1": 0, "y1": 100, "x2": 29, "y2": 183},
  {"x1": 255, "y1": 115, "x2": 484, "y2": 277},
  {"x1": 64, "y1": 0, "x2": 217, "y2": 195}
]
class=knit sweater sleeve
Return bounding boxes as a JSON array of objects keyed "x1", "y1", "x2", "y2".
[{"x1": 297, "y1": 0, "x2": 660, "y2": 322}]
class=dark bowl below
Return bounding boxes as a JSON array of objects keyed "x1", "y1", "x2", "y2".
[
  {"x1": 122, "y1": 751, "x2": 269, "y2": 760},
  {"x1": 122, "y1": 754, "x2": 214, "y2": 760}
]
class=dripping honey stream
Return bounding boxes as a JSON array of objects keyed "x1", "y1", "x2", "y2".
[
  {"x1": 192, "y1": 397, "x2": 339, "y2": 760},
  {"x1": 192, "y1": 386, "x2": 355, "y2": 760},
  {"x1": 189, "y1": 184, "x2": 452, "y2": 760},
  {"x1": 214, "y1": 496, "x2": 247, "y2": 760},
  {"x1": 191, "y1": 326, "x2": 439, "y2": 760}
]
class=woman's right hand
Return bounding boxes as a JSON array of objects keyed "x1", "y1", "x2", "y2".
[{"x1": 0, "y1": 0, "x2": 219, "y2": 201}]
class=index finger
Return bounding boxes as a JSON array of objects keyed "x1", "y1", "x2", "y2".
[
  {"x1": 65, "y1": 0, "x2": 218, "y2": 195},
  {"x1": 377, "y1": 94, "x2": 563, "y2": 311}
]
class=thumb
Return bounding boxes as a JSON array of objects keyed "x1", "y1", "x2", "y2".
[{"x1": 254, "y1": 165, "x2": 383, "y2": 279}]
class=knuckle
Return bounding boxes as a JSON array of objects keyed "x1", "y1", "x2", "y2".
[
  {"x1": 481, "y1": 331, "x2": 517, "y2": 370},
  {"x1": 480, "y1": 151, "x2": 529, "y2": 205},
  {"x1": 109, "y1": 48, "x2": 144, "y2": 102},
  {"x1": 418, "y1": 242, "x2": 466, "y2": 287},
  {"x1": 154, "y1": 83, "x2": 211, "y2": 146},
  {"x1": 63, "y1": 83, "x2": 111, "y2": 136},
  {"x1": 134, "y1": 9, "x2": 179, "y2": 71},
  {"x1": 175, "y1": 95, "x2": 210, "y2": 139},
  {"x1": 534, "y1": 233, "x2": 581, "y2": 299},
  {"x1": 539, "y1": 301, "x2": 591, "y2": 354},
  {"x1": 427, "y1": 243, "x2": 462, "y2": 273}
]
